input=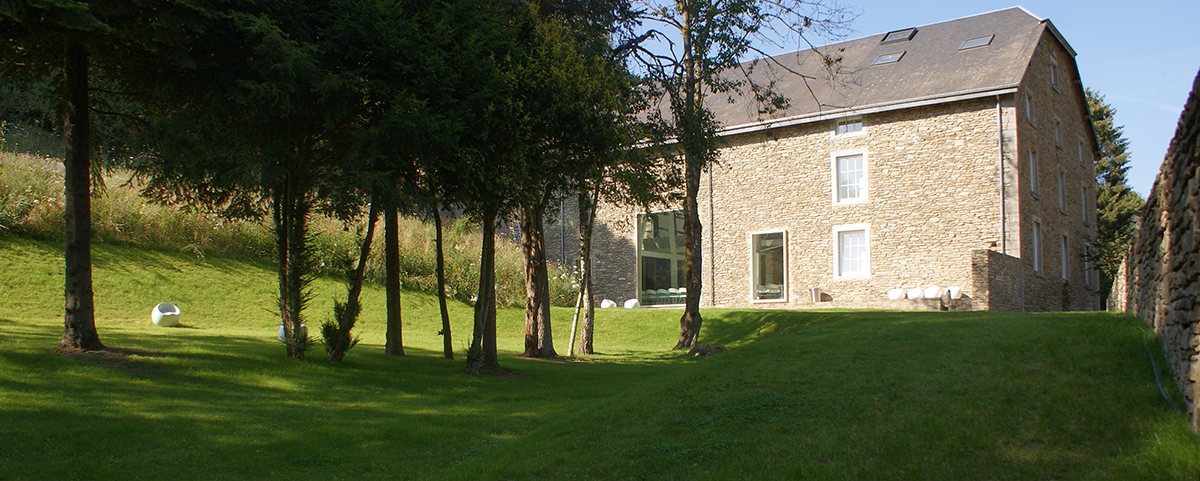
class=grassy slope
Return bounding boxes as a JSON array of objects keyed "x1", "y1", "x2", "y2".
[{"x1": 0, "y1": 236, "x2": 1197, "y2": 480}]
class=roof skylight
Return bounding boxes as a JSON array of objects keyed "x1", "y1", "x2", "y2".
[
  {"x1": 959, "y1": 35, "x2": 995, "y2": 50},
  {"x1": 871, "y1": 51, "x2": 905, "y2": 66},
  {"x1": 881, "y1": 28, "x2": 917, "y2": 44}
]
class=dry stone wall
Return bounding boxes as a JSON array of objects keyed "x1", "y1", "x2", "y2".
[{"x1": 1110, "y1": 69, "x2": 1200, "y2": 433}]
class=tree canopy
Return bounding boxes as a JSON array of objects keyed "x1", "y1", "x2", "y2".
[{"x1": 1085, "y1": 87, "x2": 1144, "y2": 300}]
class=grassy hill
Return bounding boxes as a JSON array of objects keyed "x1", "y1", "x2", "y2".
[{"x1": 1, "y1": 235, "x2": 1197, "y2": 480}]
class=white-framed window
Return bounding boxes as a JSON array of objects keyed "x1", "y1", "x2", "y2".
[
  {"x1": 751, "y1": 231, "x2": 787, "y2": 302},
  {"x1": 1080, "y1": 182, "x2": 1091, "y2": 225},
  {"x1": 1029, "y1": 147, "x2": 1040, "y2": 196},
  {"x1": 833, "y1": 224, "x2": 870, "y2": 278},
  {"x1": 1060, "y1": 233, "x2": 1069, "y2": 281},
  {"x1": 1050, "y1": 58, "x2": 1060, "y2": 92},
  {"x1": 1058, "y1": 168, "x2": 1067, "y2": 213},
  {"x1": 831, "y1": 149, "x2": 868, "y2": 205},
  {"x1": 1054, "y1": 115, "x2": 1063, "y2": 147},
  {"x1": 1078, "y1": 137, "x2": 1087, "y2": 165},
  {"x1": 833, "y1": 117, "x2": 864, "y2": 137},
  {"x1": 1025, "y1": 91, "x2": 1035, "y2": 123},
  {"x1": 1032, "y1": 217, "x2": 1043, "y2": 274}
]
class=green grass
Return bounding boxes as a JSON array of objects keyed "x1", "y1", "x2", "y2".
[
  {"x1": 1, "y1": 235, "x2": 1197, "y2": 480},
  {"x1": 0, "y1": 151, "x2": 577, "y2": 308}
]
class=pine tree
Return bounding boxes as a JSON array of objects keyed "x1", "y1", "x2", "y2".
[{"x1": 1086, "y1": 88, "x2": 1144, "y2": 300}]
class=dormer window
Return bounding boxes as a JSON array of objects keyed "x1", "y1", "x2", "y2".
[
  {"x1": 959, "y1": 35, "x2": 994, "y2": 50},
  {"x1": 872, "y1": 52, "x2": 905, "y2": 66},
  {"x1": 881, "y1": 28, "x2": 916, "y2": 44}
]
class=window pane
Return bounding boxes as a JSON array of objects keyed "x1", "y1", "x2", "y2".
[
  {"x1": 753, "y1": 232, "x2": 785, "y2": 300},
  {"x1": 638, "y1": 210, "x2": 686, "y2": 305},
  {"x1": 1033, "y1": 222, "x2": 1043, "y2": 272},
  {"x1": 837, "y1": 119, "x2": 862, "y2": 135},
  {"x1": 872, "y1": 52, "x2": 905, "y2": 65},
  {"x1": 959, "y1": 35, "x2": 994, "y2": 50},
  {"x1": 837, "y1": 154, "x2": 864, "y2": 202},
  {"x1": 839, "y1": 230, "x2": 867, "y2": 276},
  {"x1": 1061, "y1": 235, "x2": 1069, "y2": 280}
]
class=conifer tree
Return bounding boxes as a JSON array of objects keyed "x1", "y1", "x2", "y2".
[{"x1": 1086, "y1": 88, "x2": 1144, "y2": 300}]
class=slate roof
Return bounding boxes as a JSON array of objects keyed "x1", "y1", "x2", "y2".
[{"x1": 708, "y1": 7, "x2": 1068, "y2": 134}]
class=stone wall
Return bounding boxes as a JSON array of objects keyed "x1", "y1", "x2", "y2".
[
  {"x1": 546, "y1": 28, "x2": 1100, "y2": 312},
  {"x1": 970, "y1": 249, "x2": 1025, "y2": 311},
  {"x1": 1012, "y1": 29, "x2": 1103, "y2": 312},
  {"x1": 1110, "y1": 69, "x2": 1200, "y2": 433}
]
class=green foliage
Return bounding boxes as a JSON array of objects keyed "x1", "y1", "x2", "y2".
[
  {"x1": 0, "y1": 238, "x2": 1197, "y2": 478},
  {"x1": 0, "y1": 151, "x2": 573, "y2": 308},
  {"x1": 1086, "y1": 88, "x2": 1145, "y2": 299}
]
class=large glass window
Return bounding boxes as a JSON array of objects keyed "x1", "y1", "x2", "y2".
[
  {"x1": 638, "y1": 210, "x2": 686, "y2": 305},
  {"x1": 834, "y1": 224, "x2": 870, "y2": 278},
  {"x1": 752, "y1": 232, "x2": 786, "y2": 301},
  {"x1": 833, "y1": 152, "x2": 866, "y2": 204}
]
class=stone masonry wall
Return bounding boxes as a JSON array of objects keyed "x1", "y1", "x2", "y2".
[
  {"x1": 554, "y1": 97, "x2": 1009, "y2": 309},
  {"x1": 970, "y1": 249, "x2": 1025, "y2": 311},
  {"x1": 1110, "y1": 69, "x2": 1200, "y2": 433},
  {"x1": 702, "y1": 98, "x2": 1003, "y2": 308},
  {"x1": 547, "y1": 27, "x2": 1099, "y2": 312},
  {"x1": 1012, "y1": 28, "x2": 1102, "y2": 312}
]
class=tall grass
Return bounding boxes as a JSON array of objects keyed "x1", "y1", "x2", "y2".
[{"x1": 0, "y1": 151, "x2": 576, "y2": 307}]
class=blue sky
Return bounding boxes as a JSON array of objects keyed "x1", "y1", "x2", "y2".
[{"x1": 767, "y1": 1, "x2": 1200, "y2": 198}]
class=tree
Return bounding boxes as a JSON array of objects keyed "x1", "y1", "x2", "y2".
[
  {"x1": 511, "y1": 7, "x2": 643, "y2": 359},
  {"x1": 1086, "y1": 88, "x2": 1144, "y2": 300},
  {"x1": 135, "y1": 1, "x2": 364, "y2": 360},
  {"x1": 1, "y1": 0, "x2": 216, "y2": 350},
  {"x1": 629, "y1": 0, "x2": 853, "y2": 351}
]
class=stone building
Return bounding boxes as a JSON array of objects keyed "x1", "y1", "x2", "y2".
[{"x1": 546, "y1": 7, "x2": 1101, "y2": 311}]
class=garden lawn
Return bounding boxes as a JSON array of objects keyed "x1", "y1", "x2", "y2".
[{"x1": 0, "y1": 235, "x2": 1197, "y2": 480}]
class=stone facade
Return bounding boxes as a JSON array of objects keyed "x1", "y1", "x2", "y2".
[
  {"x1": 546, "y1": 13, "x2": 1100, "y2": 313},
  {"x1": 1109, "y1": 69, "x2": 1200, "y2": 433},
  {"x1": 1012, "y1": 29, "x2": 1104, "y2": 312}
]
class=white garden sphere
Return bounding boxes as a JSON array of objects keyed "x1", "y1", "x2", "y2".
[
  {"x1": 151, "y1": 302, "x2": 180, "y2": 327},
  {"x1": 278, "y1": 323, "x2": 308, "y2": 342}
]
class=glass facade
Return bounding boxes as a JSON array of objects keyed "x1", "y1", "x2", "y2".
[{"x1": 638, "y1": 210, "x2": 687, "y2": 305}]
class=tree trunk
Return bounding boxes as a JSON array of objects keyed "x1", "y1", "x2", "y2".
[
  {"x1": 433, "y1": 204, "x2": 453, "y2": 360},
  {"x1": 384, "y1": 206, "x2": 404, "y2": 356},
  {"x1": 327, "y1": 202, "x2": 378, "y2": 361},
  {"x1": 274, "y1": 170, "x2": 311, "y2": 360},
  {"x1": 520, "y1": 199, "x2": 555, "y2": 358},
  {"x1": 675, "y1": 158, "x2": 704, "y2": 350},
  {"x1": 466, "y1": 208, "x2": 500, "y2": 374},
  {"x1": 674, "y1": 5, "x2": 704, "y2": 351},
  {"x1": 279, "y1": 170, "x2": 313, "y2": 360},
  {"x1": 578, "y1": 188, "x2": 599, "y2": 354},
  {"x1": 60, "y1": 40, "x2": 103, "y2": 351}
]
